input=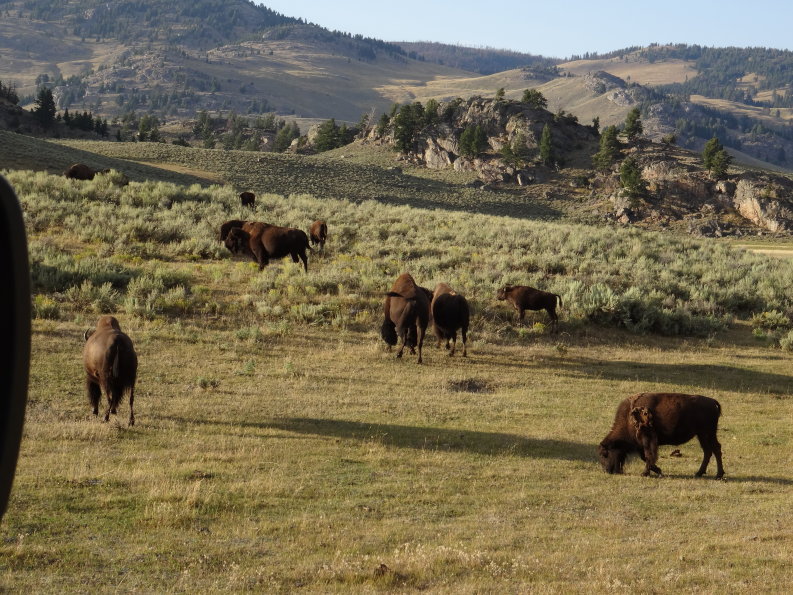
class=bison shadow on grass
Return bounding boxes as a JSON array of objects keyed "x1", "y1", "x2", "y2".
[
  {"x1": 266, "y1": 418, "x2": 594, "y2": 461},
  {"x1": 546, "y1": 358, "x2": 793, "y2": 395}
]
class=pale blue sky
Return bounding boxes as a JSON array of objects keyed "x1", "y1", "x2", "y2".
[{"x1": 256, "y1": 1, "x2": 792, "y2": 59}]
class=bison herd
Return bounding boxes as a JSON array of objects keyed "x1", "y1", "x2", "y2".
[{"x1": 74, "y1": 184, "x2": 727, "y2": 480}]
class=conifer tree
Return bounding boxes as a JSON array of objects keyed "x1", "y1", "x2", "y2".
[
  {"x1": 623, "y1": 107, "x2": 643, "y2": 140},
  {"x1": 702, "y1": 136, "x2": 723, "y2": 170},
  {"x1": 32, "y1": 87, "x2": 56, "y2": 129},
  {"x1": 593, "y1": 125, "x2": 620, "y2": 170}
]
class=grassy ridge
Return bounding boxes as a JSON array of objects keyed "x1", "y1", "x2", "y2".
[{"x1": 1, "y1": 167, "x2": 793, "y2": 591}]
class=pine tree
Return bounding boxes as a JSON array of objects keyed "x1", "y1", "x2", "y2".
[
  {"x1": 313, "y1": 118, "x2": 341, "y2": 152},
  {"x1": 521, "y1": 89, "x2": 547, "y2": 109},
  {"x1": 593, "y1": 125, "x2": 620, "y2": 170},
  {"x1": 619, "y1": 156, "x2": 646, "y2": 197},
  {"x1": 702, "y1": 136, "x2": 724, "y2": 171},
  {"x1": 623, "y1": 107, "x2": 643, "y2": 141},
  {"x1": 459, "y1": 125, "x2": 488, "y2": 157},
  {"x1": 32, "y1": 87, "x2": 56, "y2": 129},
  {"x1": 710, "y1": 148, "x2": 733, "y2": 179}
]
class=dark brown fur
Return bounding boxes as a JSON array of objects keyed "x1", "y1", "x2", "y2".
[
  {"x1": 598, "y1": 393, "x2": 725, "y2": 478},
  {"x1": 63, "y1": 163, "x2": 109, "y2": 181},
  {"x1": 381, "y1": 273, "x2": 430, "y2": 364},
  {"x1": 219, "y1": 219, "x2": 247, "y2": 242},
  {"x1": 496, "y1": 285, "x2": 562, "y2": 333},
  {"x1": 83, "y1": 316, "x2": 138, "y2": 426},
  {"x1": 309, "y1": 220, "x2": 328, "y2": 250},
  {"x1": 239, "y1": 191, "x2": 256, "y2": 207},
  {"x1": 629, "y1": 407, "x2": 660, "y2": 476},
  {"x1": 224, "y1": 221, "x2": 311, "y2": 272},
  {"x1": 431, "y1": 283, "x2": 469, "y2": 357}
]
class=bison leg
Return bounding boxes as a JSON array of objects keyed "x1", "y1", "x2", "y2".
[
  {"x1": 448, "y1": 334, "x2": 456, "y2": 356},
  {"x1": 298, "y1": 250, "x2": 308, "y2": 272},
  {"x1": 251, "y1": 244, "x2": 268, "y2": 270},
  {"x1": 461, "y1": 327, "x2": 468, "y2": 357},
  {"x1": 128, "y1": 386, "x2": 135, "y2": 427},
  {"x1": 87, "y1": 378, "x2": 101, "y2": 416},
  {"x1": 415, "y1": 322, "x2": 426, "y2": 364},
  {"x1": 695, "y1": 434, "x2": 724, "y2": 478}
]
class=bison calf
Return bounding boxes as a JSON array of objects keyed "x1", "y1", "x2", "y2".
[
  {"x1": 598, "y1": 393, "x2": 725, "y2": 478},
  {"x1": 309, "y1": 220, "x2": 328, "y2": 250},
  {"x1": 83, "y1": 316, "x2": 138, "y2": 426},
  {"x1": 496, "y1": 285, "x2": 562, "y2": 333},
  {"x1": 431, "y1": 283, "x2": 469, "y2": 357}
]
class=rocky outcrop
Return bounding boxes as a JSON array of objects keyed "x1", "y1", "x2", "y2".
[
  {"x1": 368, "y1": 95, "x2": 597, "y2": 183},
  {"x1": 733, "y1": 176, "x2": 793, "y2": 232}
]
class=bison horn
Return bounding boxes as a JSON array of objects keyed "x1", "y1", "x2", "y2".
[{"x1": 84, "y1": 329, "x2": 94, "y2": 341}]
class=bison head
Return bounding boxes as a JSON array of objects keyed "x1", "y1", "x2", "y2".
[
  {"x1": 224, "y1": 227, "x2": 249, "y2": 254},
  {"x1": 598, "y1": 441, "x2": 626, "y2": 474},
  {"x1": 495, "y1": 286, "x2": 511, "y2": 301}
]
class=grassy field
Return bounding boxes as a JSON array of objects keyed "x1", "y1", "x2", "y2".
[{"x1": 1, "y1": 152, "x2": 793, "y2": 591}]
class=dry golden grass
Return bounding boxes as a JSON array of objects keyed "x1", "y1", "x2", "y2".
[
  {"x1": 2, "y1": 315, "x2": 792, "y2": 592},
  {"x1": 559, "y1": 58, "x2": 697, "y2": 86}
]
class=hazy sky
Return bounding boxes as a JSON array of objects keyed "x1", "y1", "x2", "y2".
[{"x1": 256, "y1": 1, "x2": 792, "y2": 59}]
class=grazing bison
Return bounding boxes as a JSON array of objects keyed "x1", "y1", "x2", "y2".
[
  {"x1": 224, "y1": 222, "x2": 311, "y2": 272},
  {"x1": 309, "y1": 220, "x2": 328, "y2": 250},
  {"x1": 83, "y1": 316, "x2": 138, "y2": 426},
  {"x1": 430, "y1": 283, "x2": 469, "y2": 357},
  {"x1": 496, "y1": 285, "x2": 562, "y2": 333},
  {"x1": 598, "y1": 393, "x2": 725, "y2": 478},
  {"x1": 381, "y1": 273, "x2": 430, "y2": 363},
  {"x1": 239, "y1": 191, "x2": 256, "y2": 207},
  {"x1": 63, "y1": 163, "x2": 109, "y2": 181}
]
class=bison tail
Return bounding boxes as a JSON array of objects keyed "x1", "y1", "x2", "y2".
[
  {"x1": 109, "y1": 339, "x2": 121, "y2": 381},
  {"x1": 381, "y1": 318, "x2": 398, "y2": 346},
  {"x1": 385, "y1": 291, "x2": 404, "y2": 298}
]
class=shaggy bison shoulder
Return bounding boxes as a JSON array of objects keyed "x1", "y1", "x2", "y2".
[
  {"x1": 598, "y1": 392, "x2": 725, "y2": 478},
  {"x1": 83, "y1": 316, "x2": 138, "y2": 426}
]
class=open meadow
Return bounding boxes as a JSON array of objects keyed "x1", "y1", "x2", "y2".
[{"x1": 1, "y1": 154, "x2": 793, "y2": 591}]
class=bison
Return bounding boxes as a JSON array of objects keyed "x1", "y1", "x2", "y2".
[
  {"x1": 219, "y1": 219, "x2": 247, "y2": 242},
  {"x1": 239, "y1": 191, "x2": 256, "y2": 207},
  {"x1": 430, "y1": 283, "x2": 469, "y2": 357},
  {"x1": 224, "y1": 221, "x2": 311, "y2": 272},
  {"x1": 83, "y1": 316, "x2": 138, "y2": 426},
  {"x1": 63, "y1": 163, "x2": 109, "y2": 181},
  {"x1": 598, "y1": 393, "x2": 725, "y2": 478},
  {"x1": 381, "y1": 273, "x2": 430, "y2": 363},
  {"x1": 309, "y1": 220, "x2": 328, "y2": 250},
  {"x1": 496, "y1": 285, "x2": 562, "y2": 333}
]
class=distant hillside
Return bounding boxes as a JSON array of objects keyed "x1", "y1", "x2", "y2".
[
  {"x1": 0, "y1": 0, "x2": 439, "y2": 121},
  {"x1": 397, "y1": 42, "x2": 558, "y2": 75}
]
